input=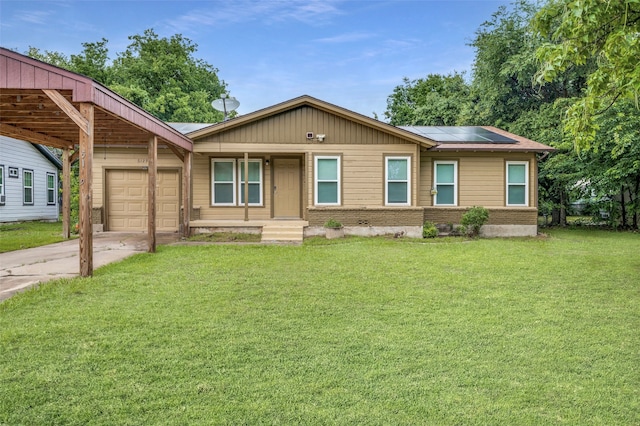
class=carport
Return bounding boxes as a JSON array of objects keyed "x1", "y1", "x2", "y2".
[{"x1": 0, "y1": 48, "x2": 193, "y2": 277}]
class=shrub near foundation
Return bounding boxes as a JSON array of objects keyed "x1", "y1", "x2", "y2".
[
  {"x1": 422, "y1": 221, "x2": 438, "y2": 238},
  {"x1": 461, "y1": 206, "x2": 489, "y2": 237}
]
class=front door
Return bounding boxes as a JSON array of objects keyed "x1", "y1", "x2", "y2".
[{"x1": 273, "y1": 158, "x2": 301, "y2": 218}]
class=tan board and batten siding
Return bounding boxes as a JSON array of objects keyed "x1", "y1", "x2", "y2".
[
  {"x1": 192, "y1": 105, "x2": 422, "y2": 220},
  {"x1": 93, "y1": 148, "x2": 183, "y2": 231}
]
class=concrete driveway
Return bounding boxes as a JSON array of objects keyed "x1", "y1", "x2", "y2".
[{"x1": 0, "y1": 232, "x2": 180, "y2": 301}]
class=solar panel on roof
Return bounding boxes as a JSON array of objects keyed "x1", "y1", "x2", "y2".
[{"x1": 399, "y1": 126, "x2": 516, "y2": 144}]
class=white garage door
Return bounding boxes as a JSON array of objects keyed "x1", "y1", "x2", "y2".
[{"x1": 106, "y1": 169, "x2": 180, "y2": 232}]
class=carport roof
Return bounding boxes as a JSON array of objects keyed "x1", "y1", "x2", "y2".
[{"x1": 0, "y1": 47, "x2": 192, "y2": 152}]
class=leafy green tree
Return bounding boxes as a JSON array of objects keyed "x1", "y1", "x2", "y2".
[
  {"x1": 580, "y1": 101, "x2": 640, "y2": 228},
  {"x1": 463, "y1": 0, "x2": 588, "y2": 127},
  {"x1": 26, "y1": 29, "x2": 228, "y2": 123},
  {"x1": 69, "y1": 38, "x2": 111, "y2": 84},
  {"x1": 533, "y1": 0, "x2": 640, "y2": 150},
  {"x1": 384, "y1": 73, "x2": 469, "y2": 126},
  {"x1": 25, "y1": 47, "x2": 71, "y2": 69},
  {"x1": 110, "y1": 29, "x2": 226, "y2": 122}
]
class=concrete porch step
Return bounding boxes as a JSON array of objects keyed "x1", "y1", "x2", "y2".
[{"x1": 261, "y1": 224, "x2": 305, "y2": 243}]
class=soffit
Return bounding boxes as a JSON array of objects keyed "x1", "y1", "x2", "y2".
[{"x1": 0, "y1": 48, "x2": 192, "y2": 152}]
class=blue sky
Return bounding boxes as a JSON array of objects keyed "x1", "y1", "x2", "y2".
[{"x1": 0, "y1": 0, "x2": 510, "y2": 120}]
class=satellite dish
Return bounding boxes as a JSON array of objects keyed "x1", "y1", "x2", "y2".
[{"x1": 211, "y1": 95, "x2": 240, "y2": 121}]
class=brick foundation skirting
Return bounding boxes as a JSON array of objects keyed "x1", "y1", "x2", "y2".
[
  {"x1": 307, "y1": 207, "x2": 425, "y2": 227},
  {"x1": 423, "y1": 207, "x2": 538, "y2": 226},
  {"x1": 308, "y1": 206, "x2": 538, "y2": 227}
]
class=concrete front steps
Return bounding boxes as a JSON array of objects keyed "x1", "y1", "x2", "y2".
[{"x1": 261, "y1": 223, "x2": 305, "y2": 243}]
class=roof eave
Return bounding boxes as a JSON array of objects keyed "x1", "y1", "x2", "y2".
[{"x1": 188, "y1": 95, "x2": 437, "y2": 148}]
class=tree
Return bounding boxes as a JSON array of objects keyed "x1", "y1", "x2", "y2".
[
  {"x1": 25, "y1": 47, "x2": 70, "y2": 69},
  {"x1": 533, "y1": 0, "x2": 640, "y2": 150},
  {"x1": 384, "y1": 73, "x2": 469, "y2": 126},
  {"x1": 463, "y1": 0, "x2": 589, "y2": 127},
  {"x1": 25, "y1": 29, "x2": 229, "y2": 123},
  {"x1": 110, "y1": 29, "x2": 226, "y2": 122},
  {"x1": 69, "y1": 38, "x2": 111, "y2": 84},
  {"x1": 580, "y1": 100, "x2": 640, "y2": 228}
]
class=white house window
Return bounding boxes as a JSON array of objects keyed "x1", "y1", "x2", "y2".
[
  {"x1": 315, "y1": 156, "x2": 340, "y2": 205},
  {"x1": 211, "y1": 159, "x2": 236, "y2": 206},
  {"x1": 506, "y1": 161, "x2": 529, "y2": 206},
  {"x1": 434, "y1": 161, "x2": 457, "y2": 206},
  {"x1": 47, "y1": 172, "x2": 56, "y2": 205},
  {"x1": 23, "y1": 169, "x2": 34, "y2": 205},
  {"x1": 211, "y1": 158, "x2": 263, "y2": 206},
  {"x1": 239, "y1": 160, "x2": 263, "y2": 206},
  {"x1": 0, "y1": 165, "x2": 4, "y2": 205},
  {"x1": 385, "y1": 156, "x2": 411, "y2": 205}
]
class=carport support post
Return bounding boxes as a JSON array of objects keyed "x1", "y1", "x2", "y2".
[
  {"x1": 78, "y1": 103, "x2": 94, "y2": 277},
  {"x1": 182, "y1": 151, "x2": 191, "y2": 238},
  {"x1": 147, "y1": 136, "x2": 157, "y2": 253},
  {"x1": 62, "y1": 148, "x2": 71, "y2": 239}
]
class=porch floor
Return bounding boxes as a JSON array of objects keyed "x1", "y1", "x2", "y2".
[{"x1": 189, "y1": 219, "x2": 309, "y2": 243}]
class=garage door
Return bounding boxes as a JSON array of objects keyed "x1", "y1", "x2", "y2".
[{"x1": 106, "y1": 169, "x2": 180, "y2": 232}]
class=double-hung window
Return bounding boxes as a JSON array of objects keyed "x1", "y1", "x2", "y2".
[
  {"x1": 239, "y1": 160, "x2": 263, "y2": 205},
  {"x1": 22, "y1": 170, "x2": 33, "y2": 204},
  {"x1": 385, "y1": 156, "x2": 411, "y2": 205},
  {"x1": 434, "y1": 161, "x2": 457, "y2": 206},
  {"x1": 47, "y1": 172, "x2": 56, "y2": 205},
  {"x1": 23, "y1": 169, "x2": 34, "y2": 205},
  {"x1": 212, "y1": 160, "x2": 236, "y2": 205},
  {"x1": 0, "y1": 165, "x2": 4, "y2": 205},
  {"x1": 211, "y1": 159, "x2": 263, "y2": 206},
  {"x1": 315, "y1": 156, "x2": 340, "y2": 205},
  {"x1": 506, "y1": 161, "x2": 528, "y2": 206}
]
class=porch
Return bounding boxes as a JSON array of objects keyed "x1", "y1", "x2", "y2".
[{"x1": 190, "y1": 219, "x2": 309, "y2": 243}]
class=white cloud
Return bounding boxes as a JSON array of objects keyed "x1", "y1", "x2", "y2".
[
  {"x1": 164, "y1": 0, "x2": 343, "y2": 33},
  {"x1": 314, "y1": 32, "x2": 375, "y2": 43}
]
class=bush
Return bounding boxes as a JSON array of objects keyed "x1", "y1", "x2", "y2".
[
  {"x1": 422, "y1": 221, "x2": 438, "y2": 238},
  {"x1": 461, "y1": 206, "x2": 489, "y2": 237},
  {"x1": 324, "y1": 218, "x2": 342, "y2": 229}
]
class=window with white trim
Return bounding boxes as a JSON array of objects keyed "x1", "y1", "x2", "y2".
[
  {"x1": 506, "y1": 161, "x2": 529, "y2": 206},
  {"x1": 0, "y1": 165, "x2": 4, "y2": 205},
  {"x1": 434, "y1": 161, "x2": 457, "y2": 206},
  {"x1": 211, "y1": 159, "x2": 236, "y2": 206},
  {"x1": 239, "y1": 160, "x2": 263, "y2": 206},
  {"x1": 211, "y1": 159, "x2": 263, "y2": 206},
  {"x1": 314, "y1": 156, "x2": 340, "y2": 205},
  {"x1": 23, "y1": 169, "x2": 34, "y2": 205},
  {"x1": 47, "y1": 172, "x2": 56, "y2": 205},
  {"x1": 385, "y1": 156, "x2": 411, "y2": 205}
]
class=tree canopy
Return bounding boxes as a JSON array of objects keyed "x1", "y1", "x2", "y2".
[
  {"x1": 384, "y1": 73, "x2": 469, "y2": 126},
  {"x1": 383, "y1": 0, "x2": 639, "y2": 228},
  {"x1": 27, "y1": 29, "x2": 228, "y2": 123},
  {"x1": 533, "y1": 0, "x2": 640, "y2": 150}
]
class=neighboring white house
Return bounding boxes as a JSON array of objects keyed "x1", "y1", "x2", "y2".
[{"x1": 0, "y1": 136, "x2": 62, "y2": 222}]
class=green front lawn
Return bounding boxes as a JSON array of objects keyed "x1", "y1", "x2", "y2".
[
  {"x1": 0, "y1": 221, "x2": 72, "y2": 253},
  {"x1": 1, "y1": 229, "x2": 639, "y2": 424}
]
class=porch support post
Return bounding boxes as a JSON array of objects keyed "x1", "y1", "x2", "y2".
[
  {"x1": 78, "y1": 103, "x2": 94, "y2": 277},
  {"x1": 182, "y1": 151, "x2": 191, "y2": 238},
  {"x1": 62, "y1": 148, "x2": 71, "y2": 239},
  {"x1": 244, "y1": 152, "x2": 249, "y2": 221},
  {"x1": 147, "y1": 135, "x2": 157, "y2": 253}
]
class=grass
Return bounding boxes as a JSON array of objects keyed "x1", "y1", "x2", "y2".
[
  {"x1": 0, "y1": 221, "x2": 73, "y2": 253},
  {"x1": 188, "y1": 232, "x2": 261, "y2": 243},
  {"x1": 1, "y1": 229, "x2": 639, "y2": 424}
]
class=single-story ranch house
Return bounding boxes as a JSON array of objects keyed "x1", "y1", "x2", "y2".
[
  {"x1": 90, "y1": 95, "x2": 553, "y2": 239},
  {"x1": 1, "y1": 46, "x2": 554, "y2": 262}
]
